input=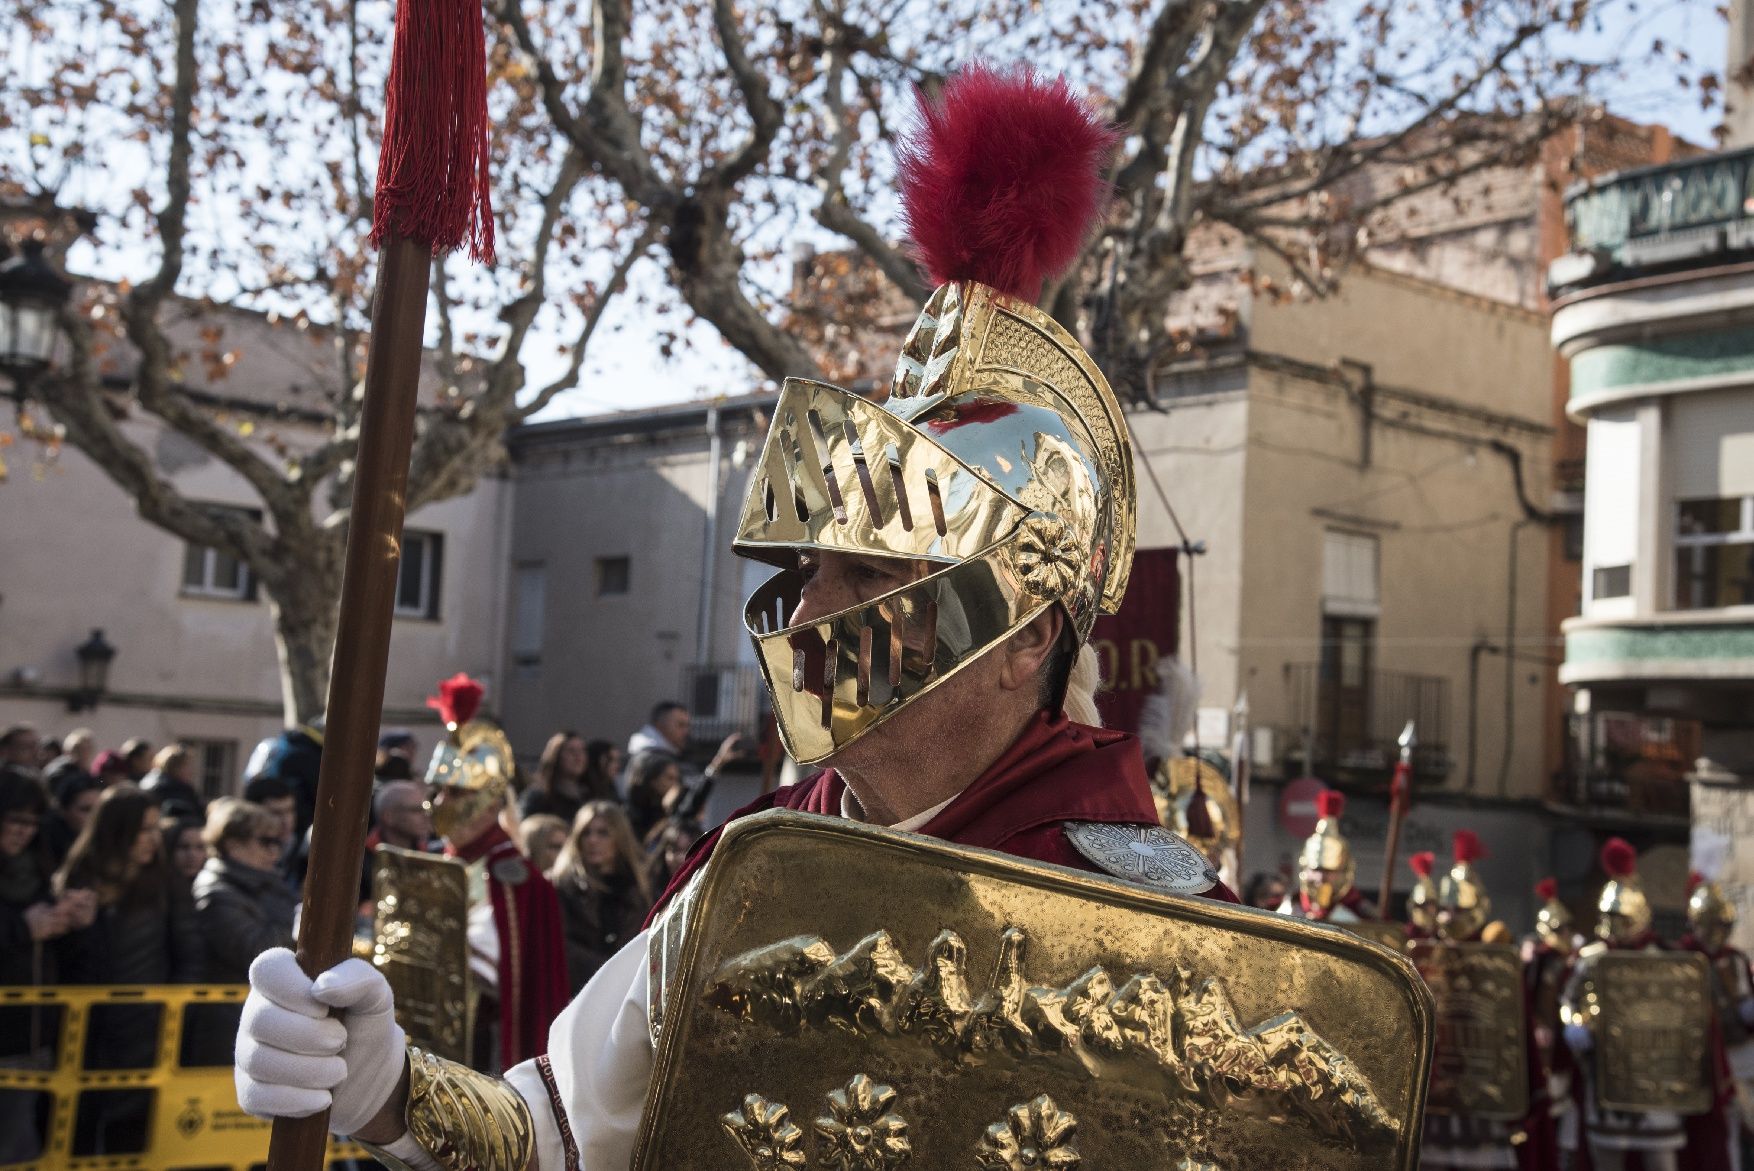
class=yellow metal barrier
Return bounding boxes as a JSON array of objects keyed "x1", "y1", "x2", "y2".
[{"x1": 0, "y1": 984, "x2": 367, "y2": 1171}]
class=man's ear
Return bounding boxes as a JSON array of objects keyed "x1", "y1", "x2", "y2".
[{"x1": 998, "y1": 607, "x2": 1065, "y2": 691}]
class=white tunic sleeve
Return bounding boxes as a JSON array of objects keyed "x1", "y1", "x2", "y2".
[{"x1": 504, "y1": 927, "x2": 655, "y2": 1171}]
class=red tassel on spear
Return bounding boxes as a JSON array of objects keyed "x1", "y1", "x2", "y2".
[{"x1": 268, "y1": 1, "x2": 494, "y2": 1167}]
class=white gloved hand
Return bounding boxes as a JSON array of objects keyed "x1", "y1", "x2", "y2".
[
  {"x1": 235, "y1": 948, "x2": 408, "y2": 1137},
  {"x1": 1562, "y1": 1023, "x2": 1593, "y2": 1054}
]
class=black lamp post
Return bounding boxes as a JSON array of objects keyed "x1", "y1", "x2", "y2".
[
  {"x1": 0, "y1": 240, "x2": 74, "y2": 399},
  {"x1": 70, "y1": 628, "x2": 116, "y2": 712}
]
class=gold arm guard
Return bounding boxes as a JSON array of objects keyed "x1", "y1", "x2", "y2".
[{"x1": 357, "y1": 1046, "x2": 535, "y2": 1171}]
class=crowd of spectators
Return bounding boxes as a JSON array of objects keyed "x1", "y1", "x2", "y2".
[{"x1": 0, "y1": 697, "x2": 751, "y2": 999}]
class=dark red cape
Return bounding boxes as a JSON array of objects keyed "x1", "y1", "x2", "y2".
[
  {"x1": 1677, "y1": 936, "x2": 1747, "y2": 1171},
  {"x1": 448, "y1": 823, "x2": 570, "y2": 1070},
  {"x1": 648, "y1": 711, "x2": 1237, "y2": 924}
]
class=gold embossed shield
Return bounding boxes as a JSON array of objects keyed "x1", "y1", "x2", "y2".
[
  {"x1": 636, "y1": 810, "x2": 1433, "y2": 1170},
  {"x1": 371, "y1": 845, "x2": 474, "y2": 1064},
  {"x1": 1590, "y1": 950, "x2": 1713, "y2": 1113},
  {"x1": 1409, "y1": 942, "x2": 1530, "y2": 1120}
]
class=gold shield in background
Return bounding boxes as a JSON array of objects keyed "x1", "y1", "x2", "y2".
[
  {"x1": 1410, "y1": 942, "x2": 1530, "y2": 1120},
  {"x1": 1593, "y1": 950, "x2": 1712, "y2": 1114},
  {"x1": 372, "y1": 844, "x2": 473, "y2": 1065},
  {"x1": 635, "y1": 810, "x2": 1434, "y2": 1170},
  {"x1": 1344, "y1": 921, "x2": 1412, "y2": 953}
]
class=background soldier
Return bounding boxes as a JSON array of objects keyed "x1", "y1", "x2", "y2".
[
  {"x1": 1679, "y1": 873, "x2": 1753, "y2": 1171},
  {"x1": 1420, "y1": 830, "x2": 1557, "y2": 1170},
  {"x1": 1527, "y1": 877, "x2": 1580, "y2": 1167},
  {"x1": 1407, "y1": 850, "x2": 1438, "y2": 941},
  {"x1": 1562, "y1": 838, "x2": 1687, "y2": 1170},
  {"x1": 422, "y1": 673, "x2": 569, "y2": 1073},
  {"x1": 1281, "y1": 790, "x2": 1373, "y2": 922}
]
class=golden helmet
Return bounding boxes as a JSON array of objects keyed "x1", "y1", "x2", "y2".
[
  {"x1": 1435, "y1": 830, "x2": 1491, "y2": 943},
  {"x1": 731, "y1": 68, "x2": 1134, "y2": 764},
  {"x1": 1158, "y1": 757, "x2": 1240, "y2": 868},
  {"x1": 1406, "y1": 851, "x2": 1437, "y2": 936},
  {"x1": 1595, "y1": 837, "x2": 1652, "y2": 945},
  {"x1": 1687, "y1": 872, "x2": 1735, "y2": 954},
  {"x1": 1534, "y1": 877, "x2": 1573, "y2": 953},
  {"x1": 422, "y1": 673, "x2": 515, "y2": 842},
  {"x1": 1297, "y1": 790, "x2": 1354, "y2": 913}
]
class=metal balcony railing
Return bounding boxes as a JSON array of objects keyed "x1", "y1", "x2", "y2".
[
  {"x1": 1283, "y1": 663, "x2": 1452, "y2": 783},
  {"x1": 679, "y1": 662, "x2": 769, "y2": 744}
]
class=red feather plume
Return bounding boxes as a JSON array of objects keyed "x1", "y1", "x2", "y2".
[
  {"x1": 1601, "y1": 837, "x2": 1638, "y2": 878},
  {"x1": 1316, "y1": 790, "x2": 1345, "y2": 820},
  {"x1": 1535, "y1": 877, "x2": 1559, "y2": 901},
  {"x1": 1452, "y1": 829, "x2": 1485, "y2": 865},
  {"x1": 1689, "y1": 870, "x2": 1705, "y2": 895},
  {"x1": 1408, "y1": 851, "x2": 1435, "y2": 879},
  {"x1": 897, "y1": 64, "x2": 1120, "y2": 302},
  {"x1": 427, "y1": 672, "x2": 484, "y2": 727}
]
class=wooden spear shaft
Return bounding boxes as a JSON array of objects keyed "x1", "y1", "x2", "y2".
[
  {"x1": 1376, "y1": 757, "x2": 1413, "y2": 916},
  {"x1": 267, "y1": 233, "x2": 432, "y2": 1171}
]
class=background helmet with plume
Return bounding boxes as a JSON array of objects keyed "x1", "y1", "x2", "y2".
[
  {"x1": 1533, "y1": 877, "x2": 1573, "y2": 953},
  {"x1": 423, "y1": 672, "x2": 515, "y2": 841},
  {"x1": 1686, "y1": 871, "x2": 1735, "y2": 953},
  {"x1": 733, "y1": 66, "x2": 1137, "y2": 764},
  {"x1": 1594, "y1": 837, "x2": 1652, "y2": 945},
  {"x1": 1297, "y1": 790, "x2": 1354, "y2": 913},
  {"x1": 1435, "y1": 830, "x2": 1491, "y2": 943}
]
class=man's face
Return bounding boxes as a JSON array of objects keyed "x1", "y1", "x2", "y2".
[
  {"x1": 791, "y1": 550, "x2": 924, "y2": 627},
  {"x1": 263, "y1": 796, "x2": 296, "y2": 843},
  {"x1": 380, "y1": 788, "x2": 432, "y2": 844},
  {"x1": 786, "y1": 549, "x2": 1055, "y2": 794},
  {"x1": 657, "y1": 708, "x2": 691, "y2": 751}
]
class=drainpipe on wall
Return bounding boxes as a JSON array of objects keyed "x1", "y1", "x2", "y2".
[{"x1": 695, "y1": 403, "x2": 723, "y2": 668}]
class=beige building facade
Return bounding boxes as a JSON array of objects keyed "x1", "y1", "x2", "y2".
[{"x1": 0, "y1": 305, "x2": 509, "y2": 797}]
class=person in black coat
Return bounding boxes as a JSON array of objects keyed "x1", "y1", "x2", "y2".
[
  {"x1": 139, "y1": 745, "x2": 206, "y2": 820},
  {"x1": 53, "y1": 784, "x2": 203, "y2": 1154},
  {"x1": 549, "y1": 801, "x2": 653, "y2": 995},
  {"x1": 191, "y1": 798, "x2": 298, "y2": 984},
  {"x1": 0, "y1": 768, "x2": 96, "y2": 1163}
]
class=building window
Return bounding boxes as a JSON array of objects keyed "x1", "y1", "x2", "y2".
[
  {"x1": 510, "y1": 562, "x2": 546, "y2": 669},
  {"x1": 186, "y1": 739, "x2": 238, "y2": 800},
  {"x1": 395, "y1": 531, "x2": 444, "y2": 619},
  {"x1": 1675, "y1": 496, "x2": 1754, "y2": 609},
  {"x1": 1321, "y1": 530, "x2": 1380, "y2": 618},
  {"x1": 181, "y1": 507, "x2": 260, "y2": 600},
  {"x1": 1562, "y1": 513, "x2": 1585, "y2": 563},
  {"x1": 596, "y1": 555, "x2": 630, "y2": 597},
  {"x1": 1591, "y1": 564, "x2": 1632, "y2": 600}
]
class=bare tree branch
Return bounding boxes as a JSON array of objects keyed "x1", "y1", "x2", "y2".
[
  {"x1": 116, "y1": 0, "x2": 297, "y2": 513},
  {"x1": 815, "y1": 45, "x2": 930, "y2": 303},
  {"x1": 45, "y1": 308, "x2": 279, "y2": 568},
  {"x1": 516, "y1": 219, "x2": 657, "y2": 421},
  {"x1": 710, "y1": 0, "x2": 785, "y2": 187}
]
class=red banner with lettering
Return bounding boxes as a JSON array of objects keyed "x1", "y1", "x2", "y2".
[{"x1": 1089, "y1": 547, "x2": 1180, "y2": 732}]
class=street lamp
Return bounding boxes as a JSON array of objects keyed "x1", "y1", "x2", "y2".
[
  {"x1": 70, "y1": 628, "x2": 116, "y2": 712},
  {"x1": 0, "y1": 240, "x2": 74, "y2": 398}
]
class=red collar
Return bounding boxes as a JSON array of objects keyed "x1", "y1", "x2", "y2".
[{"x1": 445, "y1": 821, "x2": 516, "y2": 864}]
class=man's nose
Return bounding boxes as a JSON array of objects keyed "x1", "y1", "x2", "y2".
[{"x1": 789, "y1": 574, "x2": 853, "y2": 627}]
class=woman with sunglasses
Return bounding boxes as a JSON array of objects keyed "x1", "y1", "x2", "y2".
[{"x1": 191, "y1": 797, "x2": 298, "y2": 983}]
